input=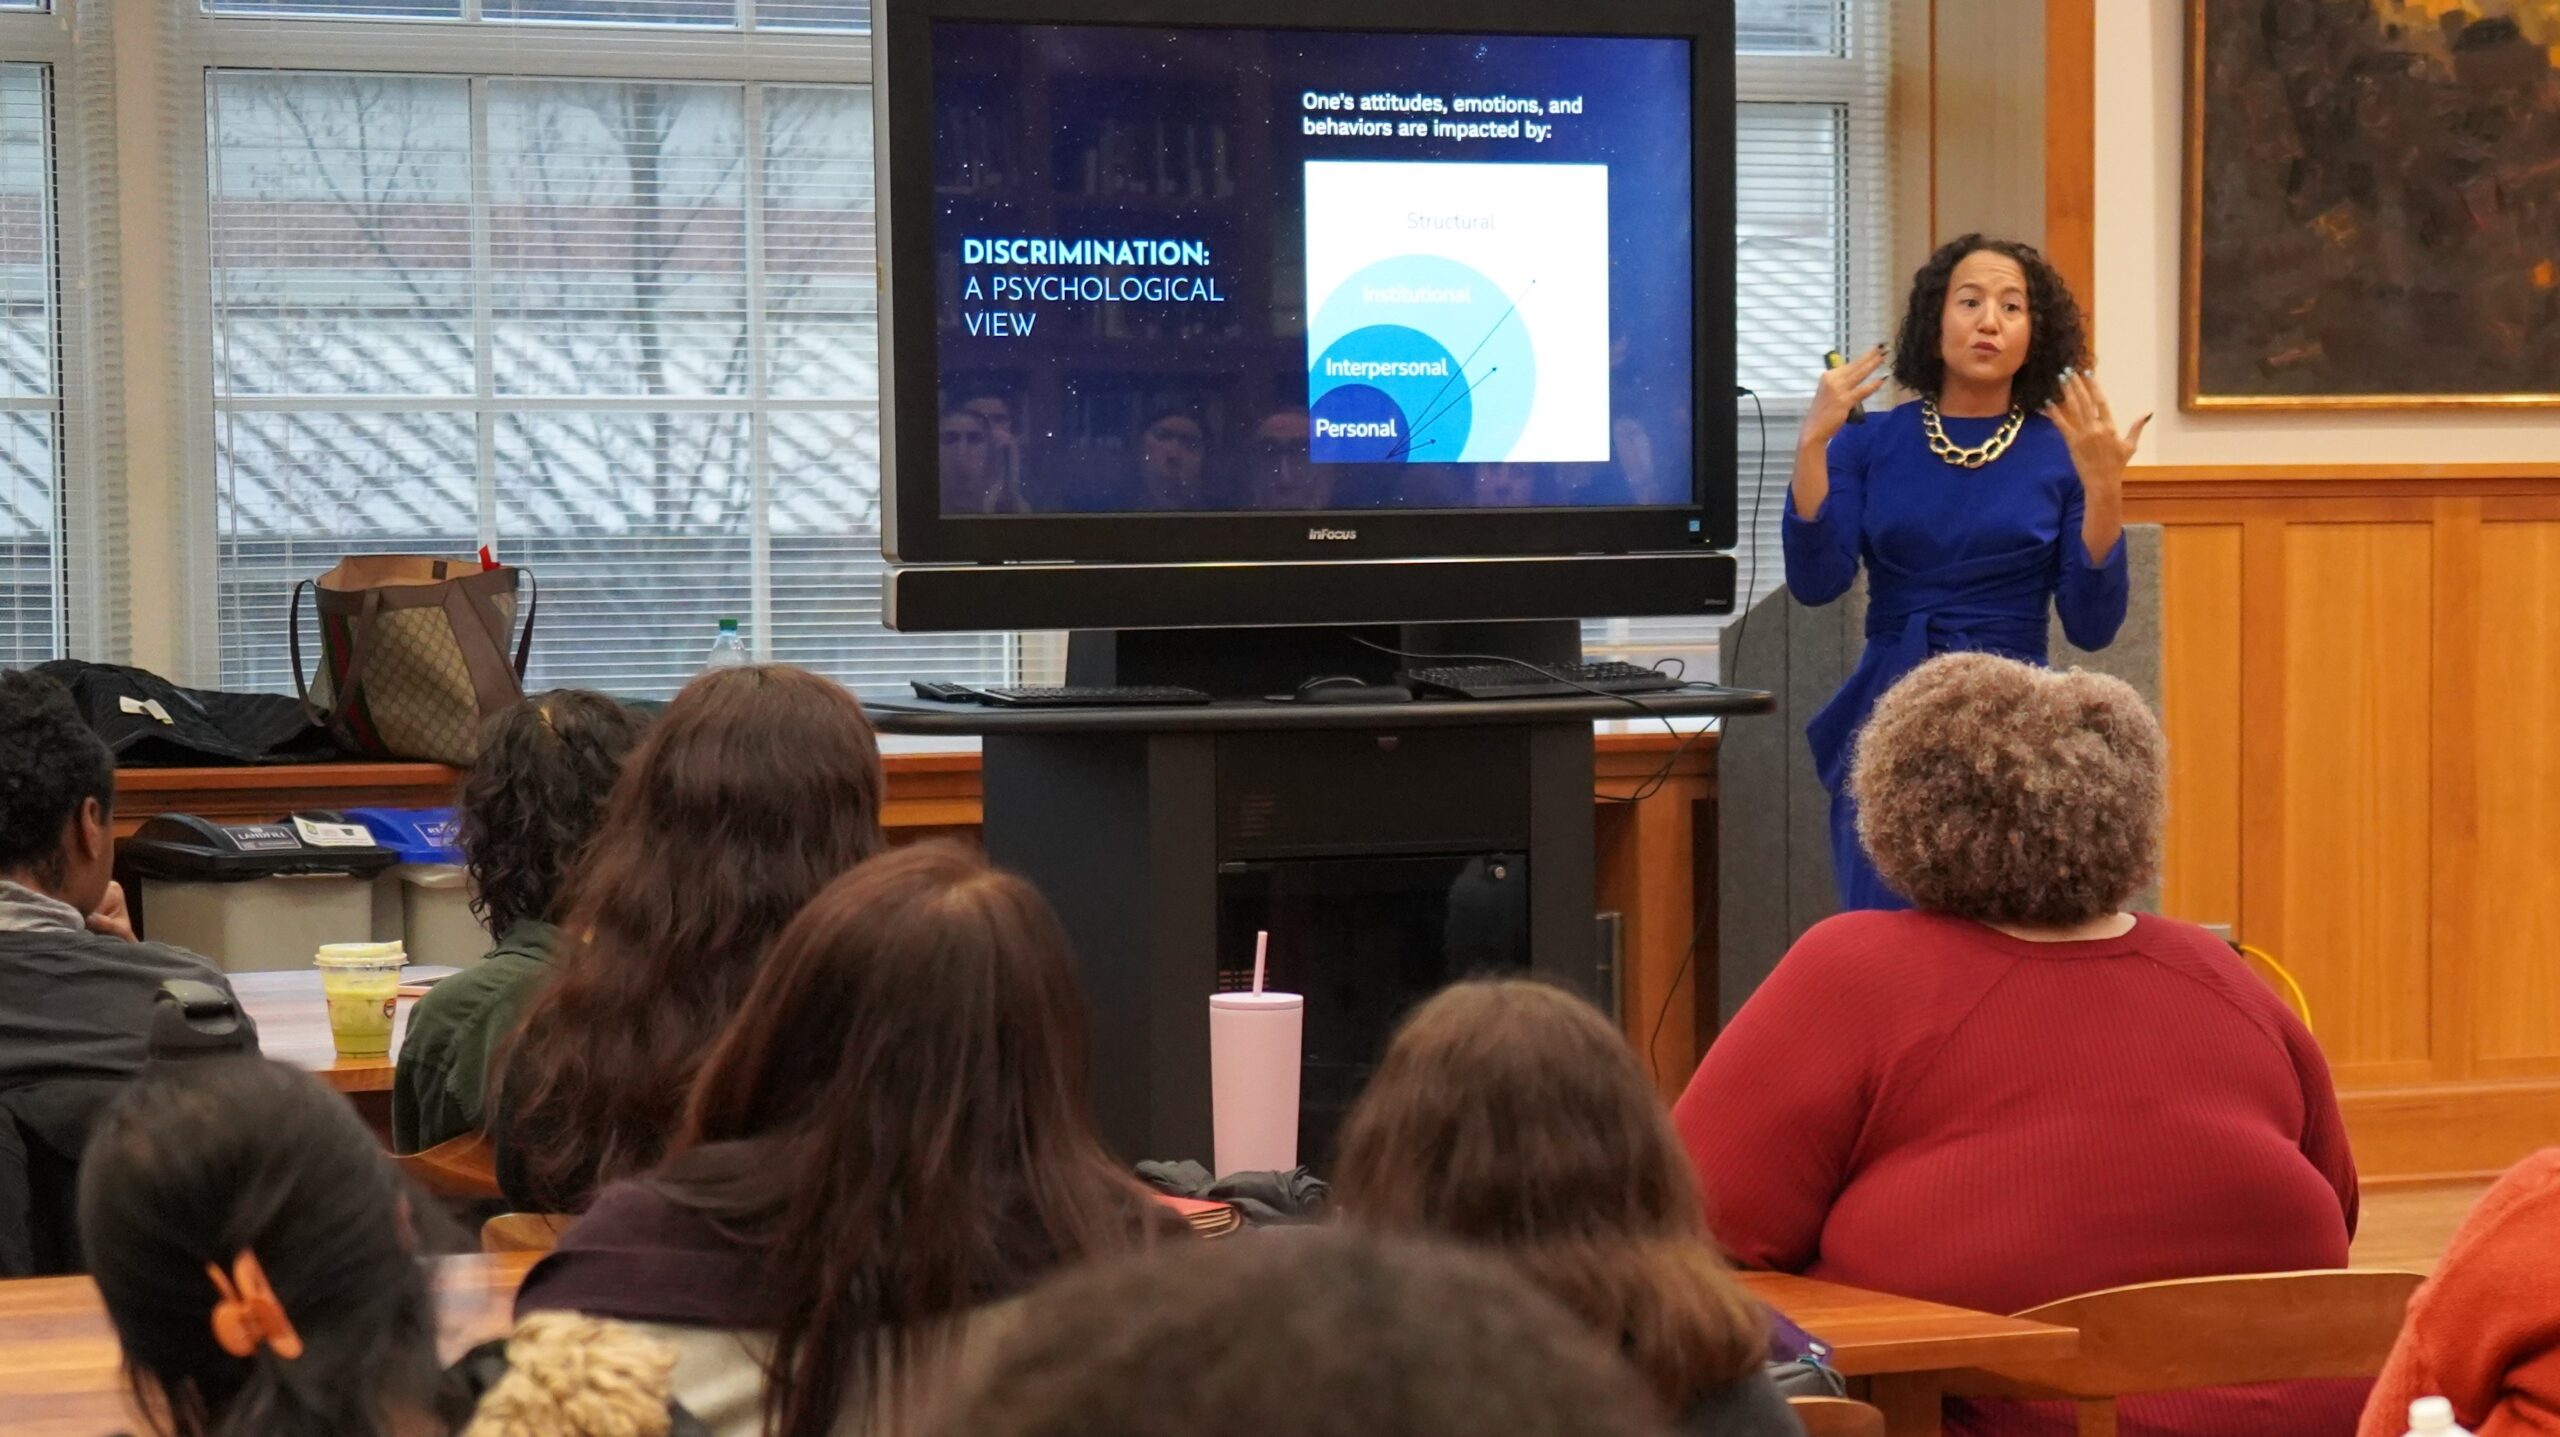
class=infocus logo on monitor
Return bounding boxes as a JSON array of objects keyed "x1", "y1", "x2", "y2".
[{"x1": 1306, "y1": 527, "x2": 1358, "y2": 541}]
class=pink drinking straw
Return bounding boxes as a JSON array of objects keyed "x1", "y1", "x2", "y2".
[{"x1": 1252, "y1": 929, "x2": 1269, "y2": 995}]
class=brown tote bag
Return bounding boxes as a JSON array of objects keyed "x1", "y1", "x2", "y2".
[{"x1": 290, "y1": 556, "x2": 537, "y2": 767}]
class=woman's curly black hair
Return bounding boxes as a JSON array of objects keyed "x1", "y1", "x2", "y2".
[
  {"x1": 1889, "y1": 234, "x2": 2089, "y2": 415},
  {"x1": 458, "y1": 689, "x2": 649, "y2": 938}
]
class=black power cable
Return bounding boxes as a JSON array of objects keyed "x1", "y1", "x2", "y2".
[{"x1": 1642, "y1": 384, "x2": 1771, "y2": 1082}]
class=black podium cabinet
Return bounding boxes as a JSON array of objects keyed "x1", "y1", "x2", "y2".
[{"x1": 869, "y1": 689, "x2": 1769, "y2": 1167}]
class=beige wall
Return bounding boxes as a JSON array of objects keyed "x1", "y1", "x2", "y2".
[
  {"x1": 2093, "y1": 0, "x2": 2560, "y2": 466},
  {"x1": 115, "y1": 1, "x2": 184, "y2": 678},
  {"x1": 1888, "y1": 2, "x2": 2052, "y2": 328},
  {"x1": 1928, "y1": 1, "x2": 2044, "y2": 252}
]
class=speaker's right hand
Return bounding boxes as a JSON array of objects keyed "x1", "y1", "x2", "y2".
[{"x1": 1799, "y1": 346, "x2": 1888, "y2": 452}]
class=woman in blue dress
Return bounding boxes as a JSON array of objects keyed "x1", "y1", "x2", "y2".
[{"x1": 1789, "y1": 235, "x2": 2149, "y2": 911}]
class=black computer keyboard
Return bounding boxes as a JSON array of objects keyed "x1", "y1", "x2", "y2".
[
  {"x1": 966, "y1": 683, "x2": 1215, "y2": 708},
  {"x1": 1397, "y1": 660, "x2": 1687, "y2": 701}
]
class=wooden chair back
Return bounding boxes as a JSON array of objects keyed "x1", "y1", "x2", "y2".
[
  {"x1": 480, "y1": 1212, "x2": 572, "y2": 1254},
  {"x1": 1787, "y1": 1396, "x2": 1886, "y2": 1437},
  {"x1": 392, "y1": 1132, "x2": 501, "y2": 1202},
  {"x1": 1945, "y1": 1269, "x2": 2423, "y2": 1437}
]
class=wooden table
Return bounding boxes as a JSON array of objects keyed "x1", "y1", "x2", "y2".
[
  {"x1": 0, "y1": 1256, "x2": 2065, "y2": 1437},
  {"x1": 1743, "y1": 1272, "x2": 2082, "y2": 1435},
  {"x1": 0, "y1": 1251, "x2": 538, "y2": 1436},
  {"x1": 231, "y1": 969, "x2": 433, "y2": 1143},
  {"x1": 229, "y1": 969, "x2": 420, "y2": 1096}
]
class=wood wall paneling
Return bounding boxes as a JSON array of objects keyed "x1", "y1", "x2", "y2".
[
  {"x1": 2135, "y1": 478, "x2": 2560, "y2": 1178},
  {"x1": 2426, "y1": 503, "x2": 2482, "y2": 1090},
  {"x1": 2159, "y1": 524, "x2": 2241, "y2": 925},
  {"x1": 2471, "y1": 520, "x2": 2560, "y2": 1073},
  {"x1": 2040, "y1": 0, "x2": 2096, "y2": 319},
  {"x1": 2277, "y1": 522, "x2": 2434, "y2": 1081}
]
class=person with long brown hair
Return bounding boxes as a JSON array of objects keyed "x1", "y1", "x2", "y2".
[
  {"x1": 513, "y1": 840, "x2": 1169, "y2": 1437},
  {"x1": 489, "y1": 664, "x2": 887, "y2": 1214},
  {"x1": 1333, "y1": 980, "x2": 1800, "y2": 1437}
]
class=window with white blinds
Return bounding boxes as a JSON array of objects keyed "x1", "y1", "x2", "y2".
[
  {"x1": 0, "y1": 0, "x2": 112, "y2": 671},
  {"x1": 192, "y1": 1, "x2": 1007, "y2": 702},
  {"x1": 1589, "y1": 0, "x2": 1892, "y2": 680},
  {"x1": 0, "y1": 61, "x2": 55, "y2": 667},
  {"x1": 186, "y1": 2, "x2": 1888, "y2": 699}
]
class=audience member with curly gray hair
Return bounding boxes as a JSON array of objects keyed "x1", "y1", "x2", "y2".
[
  {"x1": 1851, "y1": 652, "x2": 2162, "y2": 926},
  {"x1": 1674, "y1": 654, "x2": 2361, "y2": 1437}
]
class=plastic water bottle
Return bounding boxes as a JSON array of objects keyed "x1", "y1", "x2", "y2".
[
  {"x1": 2406, "y1": 1398, "x2": 2472, "y2": 1437},
  {"x1": 703, "y1": 617, "x2": 749, "y2": 672}
]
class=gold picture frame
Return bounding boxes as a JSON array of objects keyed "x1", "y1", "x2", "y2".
[{"x1": 2181, "y1": 0, "x2": 2560, "y2": 411}]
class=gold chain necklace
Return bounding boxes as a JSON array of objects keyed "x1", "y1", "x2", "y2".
[{"x1": 1921, "y1": 399, "x2": 2026, "y2": 470}]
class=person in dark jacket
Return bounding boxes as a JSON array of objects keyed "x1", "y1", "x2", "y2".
[
  {"x1": 391, "y1": 691, "x2": 646, "y2": 1154},
  {"x1": 0, "y1": 669, "x2": 256, "y2": 1273}
]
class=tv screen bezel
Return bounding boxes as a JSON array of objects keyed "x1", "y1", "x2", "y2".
[{"x1": 875, "y1": 0, "x2": 1736, "y2": 565}]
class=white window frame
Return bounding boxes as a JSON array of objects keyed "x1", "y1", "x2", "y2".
[
  {"x1": 1735, "y1": 16, "x2": 1895, "y2": 423},
  {"x1": 168, "y1": 7, "x2": 895, "y2": 689},
  {"x1": 0, "y1": 2, "x2": 118, "y2": 662}
]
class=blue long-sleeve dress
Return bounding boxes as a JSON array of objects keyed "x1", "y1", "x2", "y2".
[{"x1": 1784, "y1": 400, "x2": 2129, "y2": 911}]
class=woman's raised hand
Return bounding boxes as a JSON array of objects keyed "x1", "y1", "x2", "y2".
[
  {"x1": 2043, "y1": 369, "x2": 2150, "y2": 501},
  {"x1": 1800, "y1": 345, "x2": 1888, "y2": 452}
]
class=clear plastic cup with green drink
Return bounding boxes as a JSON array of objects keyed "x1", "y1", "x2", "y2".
[{"x1": 314, "y1": 941, "x2": 406, "y2": 1058}]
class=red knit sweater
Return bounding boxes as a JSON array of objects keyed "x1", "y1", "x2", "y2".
[
  {"x1": 2357, "y1": 1148, "x2": 2560, "y2": 1437},
  {"x1": 1676, "y1": 910, "x2": 2362, "y2": 1437}
]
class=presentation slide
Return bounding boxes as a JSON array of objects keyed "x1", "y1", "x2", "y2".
[
  {"x1": 928, "y1": 21, "x2": 1693, "y2": 516},
  {"x1": 1304, "y1": 160, "x2": 1611, "y2": 465}
]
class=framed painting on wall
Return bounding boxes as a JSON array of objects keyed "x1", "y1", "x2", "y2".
[{"x1": 2184, "y1": 0, "x2": 2560, "y2": 409}]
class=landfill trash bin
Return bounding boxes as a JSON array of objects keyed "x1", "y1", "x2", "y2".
[{"x1": 121, "y1": 814, "x2": 395, "y2": 973}]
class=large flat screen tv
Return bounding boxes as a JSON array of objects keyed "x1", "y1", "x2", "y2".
[{"x1": 874, "y1": 0, "x2": 1736, "y2": 582}]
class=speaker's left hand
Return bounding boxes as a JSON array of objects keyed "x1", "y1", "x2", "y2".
[{"x1": 2044, "y1": 369, "x2": 2149, "y2": 498}]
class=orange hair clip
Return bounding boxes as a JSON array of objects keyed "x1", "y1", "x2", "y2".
[{"x1": 205, "y1": 1251, "x2": 304, "y2": 1361}]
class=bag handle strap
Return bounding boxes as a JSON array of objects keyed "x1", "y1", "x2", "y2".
[
  {"x1": 511, "y1": 569, "x2": 538, "y2": 680},
  {"x1": 447, "y1": 568, "x2": 538, "y2": 682},
  {"x1": 289, "y1": 579, "x2": 325, "y2": 724},
  {"x1": 291, "y1": 582, "x2": 383, "y2": 729},
  {"x1": 443, "y1": 573, "x2": 529, "y2": 718}
]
